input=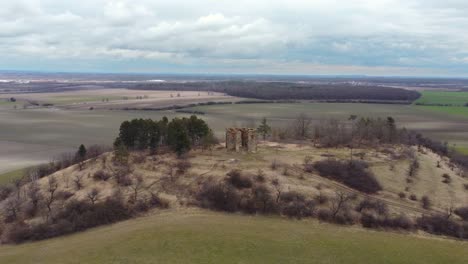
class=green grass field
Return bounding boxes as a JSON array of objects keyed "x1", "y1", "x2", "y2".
[
  {"x1": 0, "y1": 210, "x2": 467, "y2": 264},
  {"x1": 0, "y1": 168, "x2": 26, "y2": 185},
  {"x1": 416, "y1": 91, "x2": 468, "y2": 106},
  {"x1": 416, "y1": 105, "x2": 468, "y2": 118}
]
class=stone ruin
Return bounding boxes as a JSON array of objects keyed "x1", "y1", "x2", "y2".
[{"x1": 226, "y1": 128, "x2": 257, "y2": 153}]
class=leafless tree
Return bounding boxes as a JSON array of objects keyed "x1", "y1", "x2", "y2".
[
  {"x1": 272, "y1": 178, "x2": 282, "y2": 203},
  {"x1": 46, "y1": 176, "x2": 58, "y2": 220},
  {"x1": 292, "y1": 113, "x2": 312, "y2": 139},
  {"x1": 13, "y1": 178, "x2": 23, "y2": 200},
  {"x1": 330, "y1": 191, "x2": 353, "y2": 218},
  {"x1": 4, "y1": 197, "x2": 22, "y2": 222},
  {"x1": 129, "y1": 174, "x2": 144, "y2": 202},
  {"x1": 87, "y1": 188, "x2": 100, "y2": 205},
  {"x1": 73, "y1": 174, "x2": 84, "y2": 190},
  {"x1": 27, "y1": 179, "x2": 42, "y2": 214}
]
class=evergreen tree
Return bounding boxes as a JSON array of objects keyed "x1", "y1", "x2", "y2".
[
  {"x1": 113, "y1": 138, "x2": 129, "y2": 165},
  {"x1": 257, "y1": 117, "x2": 271, "y2": 140},
  {"x1": 167, "y1": 118, "x2": 191, "y2": 157},
  {"x1": 76, "y1": 144, "x2": 87, "y2": 170}
]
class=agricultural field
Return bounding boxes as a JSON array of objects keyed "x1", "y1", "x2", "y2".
[
  {"x1": 2, "y1": 101, "x2": 468, "y2": 176},
  {"x1": 415, "y1": 91, "x2": 468, "y2": 106},
  {"x1": 0, "y1": 210, "x2": 467, "y2": 264},
  {"x1": 0, "y1": 89, "x2": 236, "y2": 110}
]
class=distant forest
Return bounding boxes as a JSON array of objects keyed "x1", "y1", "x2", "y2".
[{"x1": 133, "y1": 81, "x2": 421, "y2": 102}]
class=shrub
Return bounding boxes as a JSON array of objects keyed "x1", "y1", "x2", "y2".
[
  {"x1": 93, "y1": 170, "x2": 111, "y2": 181},
  {"x1": 149, "y1": 193, "x2": 170, "y2": 209},
  {"x1": 132, "y1": 154, "x2": 146, "y2": 164},
  {"x1": 5, "y1": 197, "x2": 132, "y2": 244},
  {"x1": 198, "y1": 182, "x2": 240, "y2": 212},
  {"x1": 313, "y1": 159, "x2": 382, "y2": 194},
  {"x1": 317, "y1": 208, "x2": 332, "y2": 221},
  {"x1": 314, "y1": 193, "x2": 329, "y2": 204},
  {"x1": 56, "y1": 190, "x2": 74, "y2": 200},
  {"x1": 226, "y1": 170, "x2": 252, "y2": 189},
  {"x1": 421, "y1": 196, "x2": 432, "y2": 210},
  {"x1": 417, "y1": 215, "x2": 468, "y2": 239},
  {"x1": 409, "y1": 194, "x2": 418, "y2": 201},
  {"x1": 0, "y1": 185, "x2": 13, "y2": 201},
  {"x1": 303, "y1": 156, "x2": 314, "y2": 173},
  {"x1": 176, "y1": 160, "x2": 192, "y2": 175},
  {"x1": 398, "y1": 192, "x2": 406, "y2": 199},
  {"x1": 455, "y1": 207, "x2": 468, "y2": 221},
  {"x1": 356, "y1": 199, "x2": 388, "y2": 215},
  {"x1": 255, "y1": 170, "x2": 266, "y2": 183},
  {"x1": 442, "y1": 174, "x2": 452, "y2": 184},
  {"x1": 361, "y1": 213, "x2": 415, "y2": 230},
  {"x1": 270, "y1": 159, "x2": 278, "y2": 170}
]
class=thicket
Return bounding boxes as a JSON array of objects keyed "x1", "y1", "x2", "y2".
[{"x1": 313, "y1": 160, "x2": 382, "y2": 194}]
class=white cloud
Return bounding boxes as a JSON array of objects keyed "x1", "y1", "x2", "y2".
[{"x1": 0, "y1": 0, "x2": 468, "y2": 75}]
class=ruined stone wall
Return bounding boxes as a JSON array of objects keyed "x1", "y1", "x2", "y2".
[
  {"x1": 226, "y1": 128, "x2": 257, "y2": 153},
  {"x1": 226, "y1": 128, "x2": 242, "y2": 152}
]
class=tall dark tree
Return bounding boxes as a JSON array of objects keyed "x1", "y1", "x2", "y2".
[
  {"x1": 76, "y1": 144, "x2": 87, "y2": 170},
  {"x1": 186, "y1": 115, "x2": 209, "y2": 145},
  {"x1": 257, "y1": 117, "x2": 271, "y2": 140},
  {"x1": 167, "y1": 118, "x2": 191, "y2": 157}
]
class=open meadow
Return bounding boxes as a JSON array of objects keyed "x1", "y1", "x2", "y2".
[{"x1": 0, "y1": 210, "x2": 467, "y2": 264}]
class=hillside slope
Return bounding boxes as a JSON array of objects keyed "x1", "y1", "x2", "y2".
[{"x1": 0, "y1": 209, "x2": 467, "y2": 264}]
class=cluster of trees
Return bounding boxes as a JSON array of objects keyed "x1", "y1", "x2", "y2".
[
  {"x1": 114, "y1": 116, "x2": 217, "y2": 157},
  {"x1": 133, "y1": 81, "x2": 421, "y2": 102}
]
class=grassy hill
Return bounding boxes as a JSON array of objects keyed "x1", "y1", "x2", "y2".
[{"x1": 0, "y1": 210, "x2": 467, "y2": 264}]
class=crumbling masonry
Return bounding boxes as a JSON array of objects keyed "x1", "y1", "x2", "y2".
[{"x1": 226, "y1": 128, "x2": 257, "y2": 153}]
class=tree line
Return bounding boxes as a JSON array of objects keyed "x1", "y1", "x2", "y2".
[
  {"x1": 133, "y1": 81, "x2": 421, "y2": 102},
  {"x1": 113, "y1": 115, "x2": 217, "y2": 157}
]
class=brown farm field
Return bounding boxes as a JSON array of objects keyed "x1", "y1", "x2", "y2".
[{"x1": 1, "y1": 89, "x2": 468, "y2": 176}]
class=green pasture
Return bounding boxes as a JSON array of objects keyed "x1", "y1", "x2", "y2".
[
  {"x1": 415, "y1": 91, "x2": 468, "y2": 106},
  {"x1": 0, "y1": 210, "x2": 466, "y2": 264}
]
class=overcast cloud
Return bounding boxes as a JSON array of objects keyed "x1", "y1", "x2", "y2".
[{"x1": 1, "y1": 0, "x2": 468, "y2": 76}]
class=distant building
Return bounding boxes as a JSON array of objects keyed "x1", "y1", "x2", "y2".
[{"x1": 226, "y1": 128, "x2": 257, "y2": 153}]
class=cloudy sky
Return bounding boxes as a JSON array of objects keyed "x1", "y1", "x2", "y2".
[{"x1": 1, "y1": 0, "x2": 468, "y2": 76}]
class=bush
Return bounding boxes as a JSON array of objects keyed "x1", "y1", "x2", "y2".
[
  {"x1": 198, "y1": 182, "x2": 240, "y2": 212},
  {"x1": 226, "y1": 170, "x2": 252, "y2": 189},
  {"x1": 176, "y1": 160, "x2": 192, "y2": 174},
  {"x1": 93, "y1": 170, "x2": 111, "y2": 181},
  {"x1": 361, "y1": 213, "x2": 415, "y2": 230},
  {"x1": 5, "y1": 197, "x2": 133, "y2": 244},
  {"x1": 442, "y1": 174, "x2": 452, "y2": 184},
  {"x1": 0, "y1": 185, "x2": 13, "y2": 201},
  {"x1": 398, "y1": 192, "x2": 406, "y2": 199},
  {"x1": 356, "y1": 199, "x2": 388, "y2": 215},
  {"x1": 417, "y1": 215, "x2": 468, "y2": 239},
  {"x1": 317, "y1": 208, "x2": 332, "y2": 221},
  {"x1": 56, "y1": 190, "x2": 74, "y2": 200},
  {"x1": 455, "y1": 207, "x2": 468, "y2": 221},
  {"x1": 409, "y1": 194, "x2": 418, "y2": 201},
  {"x1": 313, "y1": 159, "x2": 382, "y2": 194},
  {"x1": 421, "y1": 196, "x2": 432, "y2": 210}
]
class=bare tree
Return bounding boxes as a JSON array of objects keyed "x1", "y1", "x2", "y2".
[
  {"x1": 330, "y1": 191, "x2": 352, "y2": 218},
  {"x1": 87, "y1": 188, "x2": 100, "y2": 205},
  {"x1": 272, "y1": 178, "x2": 282, "y2": 203},
  {"x1": 73, "y1": 174, "x2": 84, "y2": 190},
  {"x1": 292, "y1": 113, "x2": 312, "y2": 139},
  {"x1": 27, "y1": 179, "x2": 42, "y2": 215},
  {"x1": 46, "y1": 176, "x2": 58, "y2": 220},
  {"x1": 129, "y1": 174, "x2": 144, "y2": 202},
  {"x1": 4, "y1": 197, "x2": 21, "y2": 222},
  {"x1": 13, "y1": 178, "x2": 23, "y2": 200}
]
